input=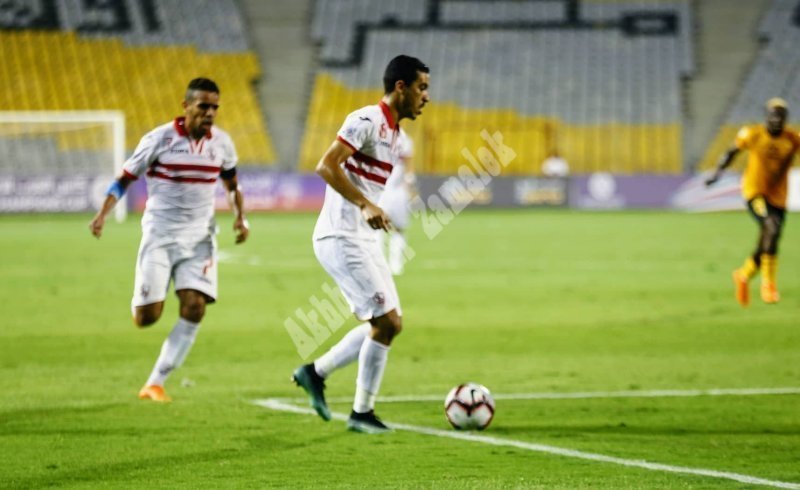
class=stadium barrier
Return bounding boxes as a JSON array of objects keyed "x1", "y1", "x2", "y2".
[
  {"x1": 120, "y1": 171, "x2": 749, "y2": 212},
  {"x1": 5, "y1": 169, "x2": 798, "y2": 214}
]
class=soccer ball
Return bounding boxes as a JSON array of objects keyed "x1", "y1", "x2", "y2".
[{"x1": 444, "y1": 382, "x2": 495, "y2": 430}]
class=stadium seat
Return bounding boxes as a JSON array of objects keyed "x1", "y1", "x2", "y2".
[
  {"x1": 699, "y1": 0, "x2": 800, "y2": 171},
  {"x1": 0, "y1": 0, "x2": 276, "y2": 165},
  {"x1": 301, "y1": 0, "x2": 690, "y2": 174}
]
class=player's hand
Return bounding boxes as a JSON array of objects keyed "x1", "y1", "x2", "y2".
[
  {"x1": 89, "y1": 214, "x2": 105, "y2": 238},
  {"x1": 233, "y1": 216, "x2": 250, "y2": 244},
  {"x1": 361, "y1": 202, "x2": 392, "y2": 231}
]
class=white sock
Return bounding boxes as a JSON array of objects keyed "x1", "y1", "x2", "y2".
[
  {"x1": 389, "y1": 232, "x2": 407, "y2": 275},
  {"x1": 314, "y1": 323, "x2": 370, "y2": 378},
  {"x1": 145, "y1": 318, "x2": 200, "y2": 387},
  {"x1": 353, "y1": 337, "x2": 390, "y2": 413}
]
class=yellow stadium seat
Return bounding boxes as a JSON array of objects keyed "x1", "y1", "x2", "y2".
[
  {"x1": 0, "y1": 31, "x2": 276, "y2": 164},
  {"x1": 299, "y1": 73, "x2": 682, "y2": 174}
]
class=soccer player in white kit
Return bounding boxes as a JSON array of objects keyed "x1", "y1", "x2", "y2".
[
  {"x1": 293, "y1": 55, "x2": 430, "y2": 433},
  {"x1": 89, "y1": 78, "x2": 249, "y2": 402},
  {"x1": 378, "y1": 129, "x2": 414, "y2": 275}
]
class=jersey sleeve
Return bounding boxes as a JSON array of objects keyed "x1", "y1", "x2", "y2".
[
  {"x1": 220, "y1": 133, "x2": 238, "y2": 171},
  {"x1": 336, "y1": 112, "x2": 374, "y2": 152},
  {"x1": 734, "y1": 126, "x2": 753, "y2": 150},
  {"x1": 122, "y1": 131, "x2": 160, "y2": 179}
]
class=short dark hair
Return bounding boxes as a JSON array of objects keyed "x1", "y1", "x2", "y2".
[
  {"x1": 185, "y1": 78, "x2": 219, "y2": 101},
  {"x1": 383, "y1": 55, "x2": 429, "y2": 94}
]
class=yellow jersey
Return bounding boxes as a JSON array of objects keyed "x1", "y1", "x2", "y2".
[{"x1": 734, "y1": 124, "x2": 800, "y2": 208}]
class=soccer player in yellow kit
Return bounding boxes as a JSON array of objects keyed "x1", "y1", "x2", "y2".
[{"x1": 706, "y1": 98, "x2": 800, "y2": 306}]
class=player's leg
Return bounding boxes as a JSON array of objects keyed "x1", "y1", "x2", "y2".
[
  {"x1": 292, "y1": 237, "x2": 381, "y2": 420},
  {"x1": 347, "y1": 308, "x2": 401, "y2": 434},
  {"x1": 297, "y1": 237, "x2": 401, "y2": 426},
  {"x1": 130, "y1": 235, "x2": 175, "y2": 401},
  {"x1": 140, "y1": 290, "x2": 207, "y2": 402},
  {"x1": 347, "y1": 243, "x2": 401, "y2": 434},
  {"x1": 758, "y1": 203, "x2": 785, "y2": 304},
  {"x1": 733, "y1": 198, "x2": 767, "y2": 307},
  {"x1": 292, "y1": 322, "x2": 371, "y2": 422},
  {"x1": 131, "y1": 235, "x2": 171, "y2": 326},
  {"x1": 134, "y1": 302, "x2": 165, "y2": 327},
  {"x1": 140, "y1": 238, "x2": 216, "y2": 401},
  {"x1": 291, "y1": 237, "x2": 361, "y2": 420},
  {"x1": 310, "y1": 323, "x2": 371, "y2": 378}
]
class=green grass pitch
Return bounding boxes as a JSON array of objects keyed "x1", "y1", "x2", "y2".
[{"x1": 1, "y1": 210, "x2": 798, "y2": 488}]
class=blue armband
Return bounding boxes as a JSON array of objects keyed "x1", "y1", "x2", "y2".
[{"x1": 106, "y1": 180, "x2": 126, "y2": 200}]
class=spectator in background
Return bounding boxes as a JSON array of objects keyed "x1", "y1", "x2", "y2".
[{"x1": 541, "y1": 151, "x2": 570, "y2": 177}]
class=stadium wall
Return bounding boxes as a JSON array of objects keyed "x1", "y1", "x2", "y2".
[{"x1": 3, "y1": 169, "x2": 799, "y2": 213}]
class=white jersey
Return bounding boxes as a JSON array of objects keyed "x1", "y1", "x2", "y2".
[
  {"x1": 313, "y1": 101, "x2": 402, "y2": 240},
  {"x1": 123, "y1": 117, "x2": 237, "y2": 235}
]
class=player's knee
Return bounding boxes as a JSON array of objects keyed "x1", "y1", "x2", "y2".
[
  {"x1": 177, "y1": 290, "x2": 207, "y2": 322},
  {"x1": 133, "y1": 307, "x2": 162, "y2": 328},
  {"x1": 371, "y1": 315, "x2": 402, "y2": 344},
  {"x1": 133, "y1": 316, "x2": 157, "y2": 328},
  {"x1": 180, "y1": 303, "x2": 205, "y2": 322},
  {"x1": 180, "y1": 300, "x2": 206, "y2": 322},
  {"x1": 390, "y1": 316, "x2": 403, "y2": 338}
]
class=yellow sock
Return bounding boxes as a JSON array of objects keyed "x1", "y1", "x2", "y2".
[
  {"x1": 760, "y1": 254, "x2": 777, "y2": 286},
  {"x1": 738, "y1": 257, "x2": 758, "y2": 280}
]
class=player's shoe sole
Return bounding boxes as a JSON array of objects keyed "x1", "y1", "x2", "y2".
[
  {"x1": 138, "y1": 384, "x2": 171, "y2": 402},
  {"x1": 292, "y1": 364, "x2": 331, "y2": 421},
  {"x1": 732, "y1": 270, "x2": 749, "y2": 307},
  {"x1": 761, "y1": 284, "x2": 780, "y2": 304},
  {"x1": 346, "y1": 411, "x2": 392, "y2": 434}
]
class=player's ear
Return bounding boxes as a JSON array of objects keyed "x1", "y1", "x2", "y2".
[{"x1": 395, "y1": 79, "x2": 406, "y2": 93}]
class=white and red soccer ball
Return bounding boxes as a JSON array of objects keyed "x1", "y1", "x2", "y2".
[{"x1": 444, "y1": 382, "x2": 495, "y2": 430}]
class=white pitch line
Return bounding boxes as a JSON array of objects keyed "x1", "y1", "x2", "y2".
[
  {"x1": 253, "y1": 398, "x2": 800, "y2": 490},
  {"x1": 273, "y1": 386, "x2": 800, "y2": 405}
]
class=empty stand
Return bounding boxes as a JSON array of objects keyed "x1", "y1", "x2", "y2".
[
  {"x1": 311, "y1": 0, "x2": 429, "y2": 63},
  {"x1": 302, "y1": 0, "x2": 691, "y2": 174},
  {"x1": 0, "y1": 0, "x2": 275, "y2": 164},
  {"x1": 700, "y1": 0, "x2": 800, "y2": 170}
]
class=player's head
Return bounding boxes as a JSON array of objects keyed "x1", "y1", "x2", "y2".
[
  {"x1": 383, "y1": 55, "x2": 430, "y2": 121},
  {"x1": 183, "y1": 78, "x2": 220, "y2": 138},
  {"x1": 765, "y1": 97, "x2": 788, "y2": 135}
]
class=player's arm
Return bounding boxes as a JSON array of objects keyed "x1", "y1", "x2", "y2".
[
  {"x1": 316, "y1": 139, "x2": 391, "y2": 231},
  {"x1": 88, "y1": 173, "x2": 136, "y2": 238},
  {"x1": 90, "y1": 131, "x2": 157, "y2": 238},
  {"x1": 221, "y1": 169, "x2": 249, "y2": 244},
  {"x1": 705, "y1": 147, "x2": 740, "y2": 186}
]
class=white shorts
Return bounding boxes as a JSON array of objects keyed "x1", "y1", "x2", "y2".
[
  {"x1": 132, "y1": 231, "x2": 218, "y2": 308},
  {"x1": 313, "y1": 236, "x2": 401, "y2": 321},
  {"x1": 379, "y1": 185, "x2": 410, "y2": 231}
]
